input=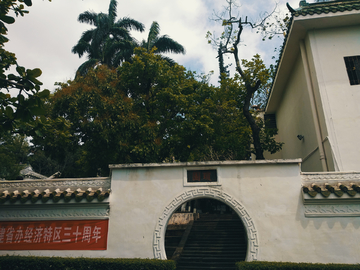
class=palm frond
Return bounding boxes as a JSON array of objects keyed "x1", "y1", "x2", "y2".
[
  {"x1": 73, "y1": 0, "x2": 143, "y2": 73},
  {"x1": 107, "y1": 40, "x2": 135, "y2": 66},
  {"x1": 108, "y1": 0, "x2": 117, "y2": 22},
  {"x1": 79, "y1": 29, "x2": 94, "y2": 43},
  {"x1": 72, "y1": 40, "x2": 91, "y2": 57},
  {"x1": 110, "y1": 27, "x2": 132, "y2": 41},
  {"x1": 96, "y1": 13, "x2": 109, "y2": 29},
  {"x1": 160, "y1": 56, "x2": 177, "y2": 66},
  {"x1": 140, "y1": 40, "x2": 147, "y2": 49},
  {"x1": 78, "y1": 11, "x2": 98, "y2": 25},
  {"x1": 75, "y1": 58, "x2": 99, "y2": 78},
  {"x1": 147, "y1": 21, "x2": 160, "y2": 50},
  {"x1": 116, "y1": 17, "x2": 145, "y2": 32},
  {"x1": 153, "y1": 36, "x2": 185, "y2": 54}
]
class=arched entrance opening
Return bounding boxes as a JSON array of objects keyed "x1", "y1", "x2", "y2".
[
  {"x1": 165, "y1": 198, "x2": 247, "y2": 269},
  {"x1": 153, "y1": 188, "x2": 258, "y2": 263}
]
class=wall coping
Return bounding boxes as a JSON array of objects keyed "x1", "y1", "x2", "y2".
[
  {"x1": 0, "y1": 177, "x2": 110, "y2": 192},
  {"x1": 301, "y1": 171, "x2": 360, "y2": 183},
  {"x1": 109, "y1": 159, "x2": 302, "y2": 169}
]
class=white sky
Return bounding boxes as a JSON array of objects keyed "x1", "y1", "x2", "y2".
[{"x1": 5, "y1": 0, "x2": 300, "y2": 91}]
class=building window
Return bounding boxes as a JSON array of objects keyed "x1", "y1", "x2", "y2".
[
  {"x1": 344, "y1": 56, "x2": 360, "y2": 85},
  {"x1": 264, "y1": 114, "x2": 277, "y2": 129}
]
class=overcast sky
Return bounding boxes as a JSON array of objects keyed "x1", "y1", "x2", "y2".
[{"x1": 5, "y1": 0, "x2": 300, "y2": 91}]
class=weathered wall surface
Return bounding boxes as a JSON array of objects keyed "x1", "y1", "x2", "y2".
[
  {"x1": 0, "y1": 178, "x2": 111, "y2": 258},
  {"x1": 1, "y1": 160, "x2": 360, "y2": 264},
  {"x1": 107, "y1": 160, "x2": 360, "y2": 263}
]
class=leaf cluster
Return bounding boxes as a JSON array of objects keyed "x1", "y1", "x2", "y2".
[
  {"x1": 0, "y1": 0, "x2": 50, "y2": 137},
  {"x1": 0, "y1": 132, "x2": 29, "y2": 179},
  {"x1": 241, "y1": 54, "x2": 271, "y2": 108},
  {"x1": 33, "y1": 50, "x2": 252, "y2": 177}
]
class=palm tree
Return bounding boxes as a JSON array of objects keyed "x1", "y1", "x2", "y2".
[
  {"x1": 72, "y1": 0, "x2": 144, "y2": 76},
  {"x1": 139, "y1": 21, "x2": 185, "y2": 65}
]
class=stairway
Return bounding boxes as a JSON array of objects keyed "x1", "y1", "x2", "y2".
[
  {"x1": 176, "y1": 214, "x2": 247, "y2": 270},
  {"x1": 165, "y1": 224, "x2": 187, "y2": 258}
]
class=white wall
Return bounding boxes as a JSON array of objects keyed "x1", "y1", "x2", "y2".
[
  {"x1": 107, "y1": 161, "x2": 360, "y2": 263},
  {"x1": 308, "y1": 25, "x2": 360, "y2": 171},
  {"x1": 1, "y1": 161, "x2": 360, "y2": 264},
  {"x1": 267, "y1": 52, "x2": 323, "y2": 172},
  {"x1": 266, "y1": 14, "x2": 360, "y2": 172}
]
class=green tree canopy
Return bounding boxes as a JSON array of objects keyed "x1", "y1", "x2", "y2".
[
  {"x1": 72, "y1": 0, "x2": 145, "y2": 76},
  {"x1": 35, "y1": 49, "x2": 252, "y2": 177}
]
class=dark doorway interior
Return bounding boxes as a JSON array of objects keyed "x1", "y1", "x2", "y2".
[{"x1": 165, "y1": 198, "x2": 247, "y2": 270}]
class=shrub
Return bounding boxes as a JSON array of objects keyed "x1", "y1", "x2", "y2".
[
  {"x1": 0, "y1": 256, "x2": 176, "y2": 270},
  {"x1": 236, "y1": 261, "x2": 360, "y2": 270}
]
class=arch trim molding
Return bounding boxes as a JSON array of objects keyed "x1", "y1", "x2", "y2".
[{"x1": 153, "y1": 187, "x2": 259, "y2": 261}]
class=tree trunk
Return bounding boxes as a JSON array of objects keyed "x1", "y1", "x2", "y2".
[{"x1": 242, "y1": 83, "x2": 265, "y2": 160}]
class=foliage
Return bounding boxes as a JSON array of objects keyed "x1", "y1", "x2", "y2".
[
  {"x1": 72, "y1": 0, "x2": 144, "y2": 76},
  {"x1": 50, "y1": 65, "x2": 138, "y2": 176},
  {"x1": 138, "y1": 21, "x2": 185, "y2": 65},
  {"x1": 38, "y1": 49, "x2": 252, "y2": 177},
  {"x1": 29, "y1": 108, "x2": 79, "y2": 178},
  {"x1": 219, "y1": 56, "x2": 282, "y2": 157},
  {"x1": 240, "y1": 54, "x2": 272, "y2": 108},
  {"x1": 256, "y1": 11, "x2": 290, "y2": 42},
  {"x1": 236, "y1": 261, "x2": 360, "y2": 270},
  {"x1": 0, "y1": 255, "x2": 176, "y2": 270},
  {"x1": 197, "y1": 76, "x2": 252, "y2": 161},
  {"x1": 208, "y1": 0, "x2": 283, "y2": 160},
  {"x1": 0, "y1": 0, "x2": 50, "y2": 137},
  {"x1": 0, "y1": 133, "x2": 29, "y2": 179}
]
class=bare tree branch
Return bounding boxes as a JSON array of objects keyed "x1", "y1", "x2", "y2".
[{"x1": 207, "y1": 0, "x2": 283, "y2": 160}]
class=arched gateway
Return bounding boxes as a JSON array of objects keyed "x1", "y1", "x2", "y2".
[{"x1": 153, "y1": 187, "x2": 259, "y2": 261}]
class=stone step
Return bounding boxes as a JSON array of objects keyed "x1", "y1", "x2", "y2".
[
  {"x1": 172, "y1": 212, "x2": 246, "y2": 270},
  {"x1": 187, "y1": 234, "x2": 245, "y2": 239},
  {"x1": 192, "y1": 222, "x2": 243, "y2": 225},
  {"x1": 190, "y1": 228, "x2": 243, "y2": 232},
  {"x1": 182, "y1": 245, "x2": 246, "y2": 254},
  {"x1": 181, "y1": 250, "x2": 246, "y2": 255},
  {"x1": 190, "y1": 225, "x2": 244, "y2": 230},
  {"x1": 185, "y1": 241, "x2": 246, "y2": 246},
  {"x1": 187, "y1": 234, "x2": 245, "y2": 238}
]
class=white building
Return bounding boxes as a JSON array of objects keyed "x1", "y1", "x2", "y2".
[{"x1": 266, "y1": 0, "x2": 360, "y2": 172}]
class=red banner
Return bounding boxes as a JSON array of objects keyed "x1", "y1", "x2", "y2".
[{"x1": 0, "y1": 219, "x2": 108, "y2": 250}]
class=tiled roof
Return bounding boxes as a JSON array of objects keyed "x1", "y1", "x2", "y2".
[
  {"x1": 291, "y1": 0, "x2": 360, "y2": 17},
  {"x1": 303, "y1": 182, "x2": 360, "y2": 197},
  {"x1": 0, "y1": 177, "x2": 110, "y2": 204},
  {"x1": 0, "y1": 187, "x2": 110, "y2": 204}
]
